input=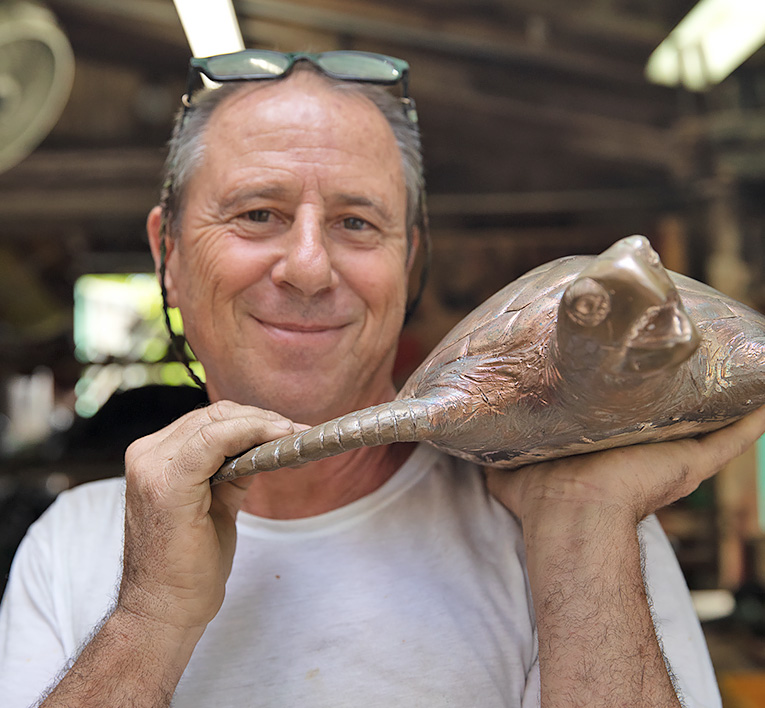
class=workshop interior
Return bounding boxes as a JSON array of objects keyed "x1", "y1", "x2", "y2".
[{"x1": 1, "y1": 1, "x2": 765, "y2": 703}]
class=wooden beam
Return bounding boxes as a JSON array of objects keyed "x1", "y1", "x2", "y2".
[
  {"x1": 0, "y1": 149, "x2": 165, "y2": 187},
  {"x1": 49, "y1": 0, "x2": 180, "y2": 33},
  {"x1": 427, "y1": 188, "x2": 676, "y2": 217},
  {"x1": 236, "y1": 0, "x2": 648, "y2": 85},
  {"x1": 48, "y1": 0, "x2": 187, "y2": 70},
  {"x1": 484, "y1": 0, "x2": 669, "y2": 47},
  {"x1": 0, "y1": 149, "x2": 163, "y2": 224},
  {"x1": 0, "y1": 187, "x2": 157, "y2": 222},
  {"x1": 413, "y1": 74, "x2": 681, "y2": 171}
]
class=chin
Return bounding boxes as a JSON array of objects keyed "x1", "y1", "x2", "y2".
[
  {"x1": 278, "y1": 388, "x2": 361, "y2": 426},
  {"x1": 207, "y1": 377, "x2": 349, "y2": 425}
]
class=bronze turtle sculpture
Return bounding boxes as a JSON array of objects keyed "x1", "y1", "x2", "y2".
[{"x1": 212, "y1": 235, "x2": 765, "y2": 483}]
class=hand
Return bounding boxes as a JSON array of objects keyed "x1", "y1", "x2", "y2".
[
  {"x1": 487, "y1": 406, "x2": 765, "y2": 526},
  {"x1": 117, "y1": 401, "x2": 301, "y2": 640},
  {"x1": 38, "y1": 401, "x2": 302, "y2": 707}
]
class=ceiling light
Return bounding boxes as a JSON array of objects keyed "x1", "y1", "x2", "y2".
[
  {"x1": 646, "y1": 0, "x2": 765, "y2": 91},
  {"x1": 173, "y1": 0, "x2": 244, "y2": 86}
]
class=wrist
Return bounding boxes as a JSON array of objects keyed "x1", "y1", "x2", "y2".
[
  {"x1": 117, "y1": 567, "x2": 221, "y2": 641},
  {"x1": 40, "y1": 606, "x2": 201, "y2": 707},
  {"x1": 110, "y1": 603, "x2": 206, "y2": 666},
  {"x1": 519, "y1": 501, "x2": 641, "y2": 571}
]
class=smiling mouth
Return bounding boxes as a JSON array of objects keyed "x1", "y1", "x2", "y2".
[{"x1": 255, "y1": 318, "x2": 348, "y2": 334}]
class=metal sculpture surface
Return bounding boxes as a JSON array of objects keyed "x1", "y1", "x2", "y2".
[{"x1": 212, "y1": 236, "x2": 765, "y2": 483}]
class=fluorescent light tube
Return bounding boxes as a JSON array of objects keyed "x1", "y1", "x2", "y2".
[
  {"x1": 173, "y1": 0, "x2": 244, "y2": 86},
  {"x1": 646, "y1": 0, "x2": 765, "y2": 91}
]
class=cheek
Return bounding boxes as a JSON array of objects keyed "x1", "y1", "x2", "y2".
[
  {"x1": 340, "y1": 249, "x2": 409, "y2": 315},
  {"x1": 178, "y1": 233, "x2": 273, "y2": 305}
]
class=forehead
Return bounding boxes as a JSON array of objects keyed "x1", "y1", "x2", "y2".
[{"x1": 199, "y1": 73, "x2": 405, "y2": 187}]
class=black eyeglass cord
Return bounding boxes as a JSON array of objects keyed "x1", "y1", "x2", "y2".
[
  {"x1": 403, "y1": 195, "x2": 431, "y2": 325},
  {"x1": 158, "y1": 205, "x2": 208, "y2": 394}
]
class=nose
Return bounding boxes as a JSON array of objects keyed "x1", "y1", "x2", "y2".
[{"x1": 271, "y1": 208, "x2": 337, "y2": 297}]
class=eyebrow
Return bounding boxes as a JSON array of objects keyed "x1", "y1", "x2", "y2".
[
  {"x1": 219, "y1": 186, "x2": 292, "y2": 213},
  {"x1": 220, "y1": 188, "x2": 394, "y2": 222},
  {"x1": 334, "y1": 193, "x2": 393, "y2": 223}
]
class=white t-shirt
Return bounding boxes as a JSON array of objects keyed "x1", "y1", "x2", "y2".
[{"x1": 0, "y1": 444, "x2": 720, "y2": 707}]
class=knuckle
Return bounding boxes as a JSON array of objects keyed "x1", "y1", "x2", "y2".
[
  {"x1": 124, "y1": 436, "x2": 150, "y2": 467},
  {"x1": 676, "y1": 462, "x2": 692, "y2": 485},
  {"x1": 676, "y1": 463, "x2": 698, "y2": 497},
  {"x1": 124, "y1": 443, "x2": 140, "y2": 469},
  {"x1": 124, "y1": 447, "x2": 148, "y2": 485},
  {"x1": 205, "y1": 400, "x2": 237, "y2": 423},
  {"x1": 125, "y1": 458, "x2": 164, "y2": 505},
  {"x1": 733, "y1": 435, "x2": 751, "y2": 460},
  {"x1": 197, "y1": 422, "x2": 221, "y2": 450}
]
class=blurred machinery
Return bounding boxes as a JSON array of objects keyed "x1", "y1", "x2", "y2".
[{"x1": 0, "y1": 1, "x2": 74, "y2": 174}]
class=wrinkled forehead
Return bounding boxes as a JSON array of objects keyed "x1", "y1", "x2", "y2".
[
  {"x1": 186, "y1": 72, "x2": 408, "y2": 226},
  {"x1": 205, "y1": 70, "x2": 400, "y2": 157}
]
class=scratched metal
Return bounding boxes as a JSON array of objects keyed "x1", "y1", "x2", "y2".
[{"x1": 212, "y1": 236, "x2": 765, "y2": 483}]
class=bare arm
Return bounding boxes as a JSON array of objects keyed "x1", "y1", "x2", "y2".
[
  {"x1": 487, "y1": 406, "x2": 765, "y2": 708},
  {"x1": 519, "y1": 500, "x2": 679, "y2": 707},
  {"x1": 38, "y1": 401, "x2": 302, "y2": 708}
]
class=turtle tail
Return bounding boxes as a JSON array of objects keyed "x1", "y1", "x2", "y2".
[{"x1": 211, "y1": 398, "x2": 433, "y2": 484}]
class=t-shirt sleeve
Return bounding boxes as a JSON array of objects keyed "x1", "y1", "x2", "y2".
[
  {"x1": 0, "y1": 515, "x2": 71, "y2": 707},
  {"x1": 0, "y1": 479, "x2": 124, "y2": 707},
  {"x1": 641, "y1": 514, "x2": 722, "y2": 708},
  {"x1": 520, "y1": 632, "x2": 541, "y2": 707}
]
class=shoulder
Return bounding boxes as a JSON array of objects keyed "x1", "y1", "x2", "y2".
[
  {"x1": 23, "y1": 476, "x2": 126, "y2": 573},
  {"x1": 31, "y1": 477, "x2": 125, "y2": 539}
]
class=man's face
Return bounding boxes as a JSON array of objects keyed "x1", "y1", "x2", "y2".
[{"x1": 160, "y1": 72, "x2": 413, "y2": 424}]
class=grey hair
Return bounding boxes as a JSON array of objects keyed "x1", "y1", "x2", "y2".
[{"x1": 160, "y1": 68, "x2": 426, "y2": 243}]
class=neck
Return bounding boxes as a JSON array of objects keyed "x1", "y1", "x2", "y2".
[{"x1": 239, "y1": 442, "x2": 416, "y2": 519}]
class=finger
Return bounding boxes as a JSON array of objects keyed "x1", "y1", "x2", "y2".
[
  {"x1": 694, "y1": 406, "x2": 765, "y2": 475},
  {"x1": 613, "y1": 408, "x2": 765, "y2": 515},
  {"x1": 162, "y1": 413, "x2": 298, "y2": 490},
  {"x1": 210, "y1": 419, "x2": 312, "y2": 515},
  {"x1": 654, "y1": 406, "x2": 765, "y2": 492},
  {"x1": 124, "y1": 400, "x2": 232, "y2": 454},
  {"x1": 162, "y1": 400, "x2": 294, "y2": 448},
  {"x1": 209, "y1": 469, "x2": 258, "y2": 519},
  {"x1": 127, "y1": 400, "x2": 294, "y2": 463}
]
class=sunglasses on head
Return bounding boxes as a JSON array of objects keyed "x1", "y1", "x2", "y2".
[{"x1": 183, "y1": 49, "x2": 417, "y2": 123}]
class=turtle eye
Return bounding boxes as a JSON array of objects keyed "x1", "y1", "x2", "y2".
[{"x1": 563, "y1": 277, "x2": 611, "y2": 327}]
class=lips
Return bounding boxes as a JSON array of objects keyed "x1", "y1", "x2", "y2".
[
  {"x1": 254, "y1": 317, "x2": 349, "y2": 335},
  {"x1": 265, "y1": 322, "x2": 340, "y2": 332}
]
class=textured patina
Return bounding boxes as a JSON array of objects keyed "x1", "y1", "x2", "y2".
[{"x1": 212, "y1": 236, "x2": 765, "y2": 483}]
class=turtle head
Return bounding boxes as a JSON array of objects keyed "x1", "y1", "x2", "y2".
[{"x1": 557, "y1": 235, "x2": 700, "y2": 377}]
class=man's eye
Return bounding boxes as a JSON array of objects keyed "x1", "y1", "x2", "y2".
[
  {"x1": 342, "y1": 216, "x2": 368, "y2": 230},
  {"x1": 246, "y1": 210, "x2": 271, "y2": 223}
]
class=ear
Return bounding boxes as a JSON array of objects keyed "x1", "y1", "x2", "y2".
[
  {"x1": 406, "y1": 226, "x2": 421, "y2": 275},
  {"x1": 146, "y1": 205, "x2": 180, "y2": 308}
]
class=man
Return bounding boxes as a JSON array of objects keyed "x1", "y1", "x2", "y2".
[{"x1": 1, "y1": 52, "x2": 764, "y2": 707}]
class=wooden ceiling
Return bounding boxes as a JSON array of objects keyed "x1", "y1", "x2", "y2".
[
  {"x1": 3, "y1": 0, "x2": 765, "y2": 370},
  {"x1": 2, "y1": 0, "x2": 704, "y2": 232}
]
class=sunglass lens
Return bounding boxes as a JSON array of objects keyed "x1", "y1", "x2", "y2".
[
  {"x1": 318, "y1": 53, "x2": 401, "y2": 82},
  {"x1": 206, "y1": 50, "x2": 292, "y2": 79}
]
